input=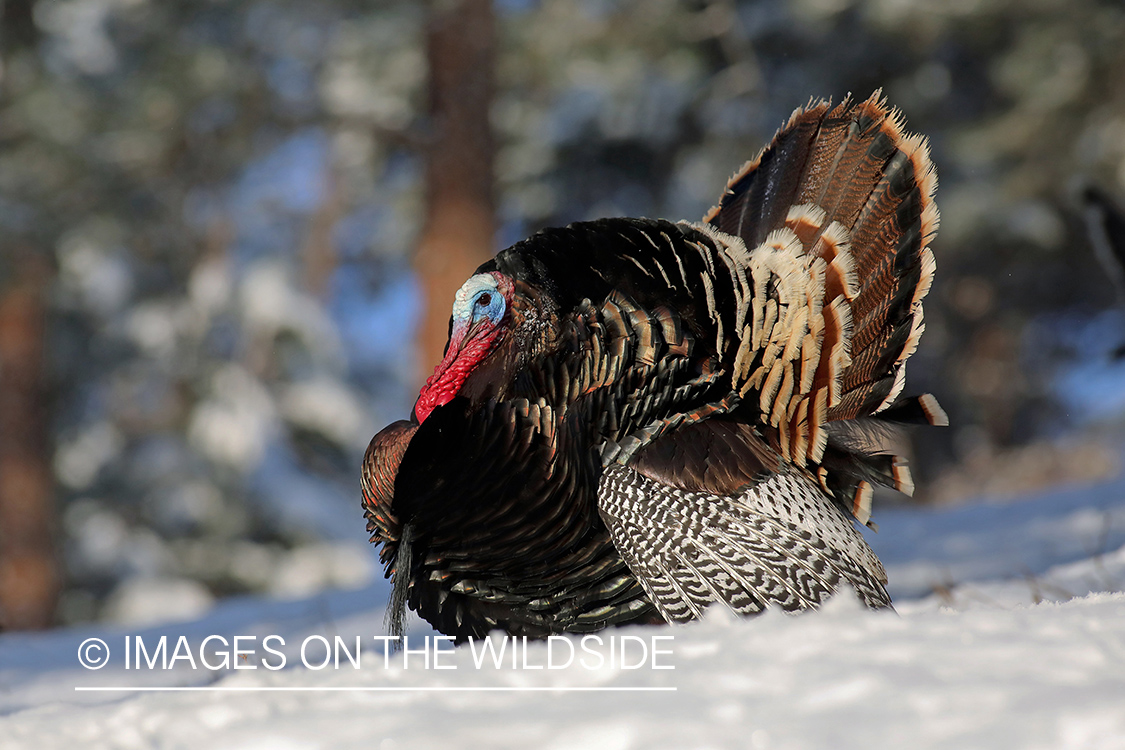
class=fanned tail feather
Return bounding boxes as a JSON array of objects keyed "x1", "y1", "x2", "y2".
[{"x1": 703, "y1": 92, "x2": 942, "y2": 524}]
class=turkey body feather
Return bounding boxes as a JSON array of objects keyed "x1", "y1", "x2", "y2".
[{"x1": 362, "y1": 93, "x2": 944, "y2": 641}]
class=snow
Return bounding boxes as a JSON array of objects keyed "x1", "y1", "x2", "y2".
[{"x1": 3, "y1": 469, "x2": 1125, "y2": 749}]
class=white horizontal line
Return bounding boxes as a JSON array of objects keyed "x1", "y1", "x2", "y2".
[{"x1": 75, "y1": 686, "x2": 676, "y2": 693}]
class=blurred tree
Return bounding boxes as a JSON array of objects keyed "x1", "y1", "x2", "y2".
[
  {"x1": 0, "y1": 254, "x2": 58, "y2": 630},
  {"x1": 414, "y1": 0, "x2": 497, "y2": 380},
  {"x1": 0, "y1": 0, "x2": 59, "y2": 630},
  {"x1": 0, "y1": 0, "x2": 1121, "y2": 630},
  {"x1": 0, "y1": 0, "x2": 428, "y2": 627}
]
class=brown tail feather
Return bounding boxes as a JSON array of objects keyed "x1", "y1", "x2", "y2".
[
  {"x1": 704, "y1": 100, "x2": 832, "y2": 248},
  {"x1": 707, "y1": 92, "x2": 938, "y2": 428}
]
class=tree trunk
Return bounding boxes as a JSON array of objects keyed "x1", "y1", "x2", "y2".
[
  {"x1": 413, "y1": 0, "x2": 497, "y2": 384},
  {"x1": 0, "y1": 255, "x2": 58, "y2": 630}
]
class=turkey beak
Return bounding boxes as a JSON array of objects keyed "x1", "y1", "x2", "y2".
[
  {"x1": 446, "y1": 317, "x2": 492, "y2": 361},
  {"x1": 464, "y1": 316, "x2": 492, "y2": 343},
  {"x1": 432, "y1": 321, "x2": 471, "y2": 374}
]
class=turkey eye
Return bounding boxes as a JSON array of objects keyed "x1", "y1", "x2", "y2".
[{"x1": 477, "y1": 293, "x2": 492, "y2": 307}]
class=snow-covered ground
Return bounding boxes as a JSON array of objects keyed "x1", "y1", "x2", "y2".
[{"x1": 2, "y1": 466, "x2": 1124, "y2": 750}]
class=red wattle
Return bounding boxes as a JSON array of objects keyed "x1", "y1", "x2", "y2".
[{"x1": 415, "y1": 326, "x2": 497, "y2": 423}]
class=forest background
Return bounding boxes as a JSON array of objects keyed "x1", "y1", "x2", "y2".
[{"x1": 1, "y1": 0, "x2": 1124, "y2": 632}]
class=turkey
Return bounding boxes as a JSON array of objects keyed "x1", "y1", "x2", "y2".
[{"x1": 363, "y1": 93, "x2": 945, "y2": 641}]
